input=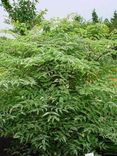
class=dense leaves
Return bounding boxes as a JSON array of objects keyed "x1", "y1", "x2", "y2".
[
  {"x1": 0, "y1": 17, "x2": 117, "y2": 156},
  {"x1": 1, "y1": 0, "x2": 46, "y2": 35}
]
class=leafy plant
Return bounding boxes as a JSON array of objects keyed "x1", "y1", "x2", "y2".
[
  {"x1": 86, "y1": 23, "x2": 109, "y2": 39},
  {"x1": 0, "y1": 17, "x2": 117, "y2": 156},
  {"x1": 1, "y1": 0, "x2": 47, "y2": 35}
]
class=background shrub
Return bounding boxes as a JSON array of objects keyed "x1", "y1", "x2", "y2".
[{"x1": 86, "y1": 23, "x2": 109, "y2": 39}]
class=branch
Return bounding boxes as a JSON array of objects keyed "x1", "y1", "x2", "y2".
[{"x1": 1, "y1": 0, "x2": 12, "y2": 12}]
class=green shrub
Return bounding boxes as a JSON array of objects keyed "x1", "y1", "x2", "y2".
[
  {"x1": 86, "y1": 23, "x2": 109, "y2": 39},
  {"x1": 109, "y1": 29, "x2": 117, "y2": 40},
  {"x1": 0, "y1": 26, "x2": 117, "y2": 156}
]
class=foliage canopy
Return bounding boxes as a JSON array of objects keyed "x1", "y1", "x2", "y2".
[{"x1": 0, "y1": 14, "x2": 117, "y2": 156}]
